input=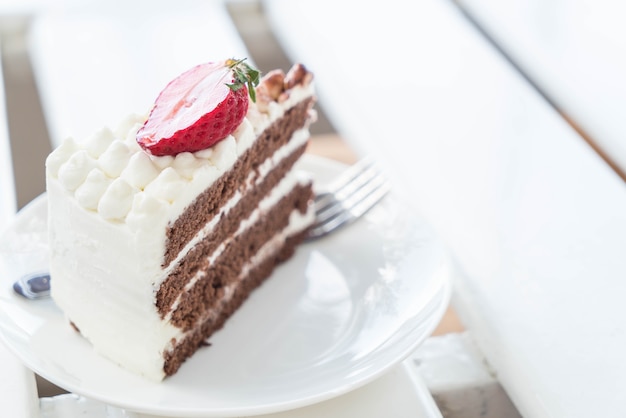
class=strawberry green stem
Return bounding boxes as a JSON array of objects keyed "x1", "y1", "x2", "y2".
[{"x1": 225, "y1": 58, "x2": 260, "y2": 102}]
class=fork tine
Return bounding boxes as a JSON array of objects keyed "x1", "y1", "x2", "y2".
[
  {"x1": 328, "y1": 157, "x2": 376, "y2": 193},
  {"x1": 315, "y1": 168, "x2": 387, "y2": 223},
  {"x1": 307, "y1": 158, "x2": 391, "y2": 240},
  {"x1": 308, "y1": 178, "x2": 390, "y2": 239},
  {"x1": 314, "y1": 157, "x2": 376, "y2": 203},
  {"x1": 313, "y1": 157, "x2": 375, "y2": 208}
]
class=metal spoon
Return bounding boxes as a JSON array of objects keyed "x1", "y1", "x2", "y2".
[{"x1": 13, "y1": 272, "x2": 51, "y2": 300}]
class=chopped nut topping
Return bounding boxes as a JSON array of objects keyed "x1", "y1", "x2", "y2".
[
  {"x1": 258, "y1": 70, "x2": 285, "y2": 100},
  {"x1": 285, "y1": 63, "x2": 313, "y2": 89},
  {"x1": 255, "y1": 63, "x2": 313, "y2": 111}
]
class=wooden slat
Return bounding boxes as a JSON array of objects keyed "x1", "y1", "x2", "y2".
[
  {"x1": 263, "y1": 0, "x2": 626, "y2": 416},
  {"x1": 0, "y1": 33, "x2": 39, "y2": 418},
  {"x1": 456, "y1": 0, "x2": 626, "y2": 180},
  {"x1": 0, "y1": 40, "x2": 17, "y2": 228}
]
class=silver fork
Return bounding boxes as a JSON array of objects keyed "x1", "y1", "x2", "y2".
[{"x1": 306, "y1": 157, "x2": 391, "y2": 240}]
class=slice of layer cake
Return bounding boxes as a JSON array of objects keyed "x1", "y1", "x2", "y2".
[{"x1": 45, "y1": 59, "x2": 316, "y2": 381}]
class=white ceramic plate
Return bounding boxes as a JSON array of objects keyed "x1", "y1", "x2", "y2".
[{"x1": 0, "y1": 155, "x2": 451, "y2": 417}]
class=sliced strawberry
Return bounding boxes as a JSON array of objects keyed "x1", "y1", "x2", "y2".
[{"x1": 137, "y1": 58, "x2": 259, "y2": 156}]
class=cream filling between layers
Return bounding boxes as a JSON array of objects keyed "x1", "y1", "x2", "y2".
[
  {"x1": 162, "y1": 127, "x2": 311, "y2": 276},
  {"x1": 165, "y1": 168, "x2": 314, "y2": 319},
  {"x1": 164, "y1": 199, "x2": 315, "y2": 356}
]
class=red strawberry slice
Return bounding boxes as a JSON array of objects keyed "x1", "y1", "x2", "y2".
[{"x1": 137, "y1": 58, "x2": 259, "y2": 156}]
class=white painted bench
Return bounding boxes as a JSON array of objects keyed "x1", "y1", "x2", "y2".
[{"x1": 263, "y1": 0, "x2": 626, "y2": 417}]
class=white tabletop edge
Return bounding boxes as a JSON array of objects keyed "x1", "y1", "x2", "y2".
[{"x1": 455, "y1": 0, "x2": 626, "y2": 177}]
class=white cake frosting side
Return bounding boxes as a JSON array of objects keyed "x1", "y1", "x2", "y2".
[{"x1": 46, "y1": 81, "x2": 315, "y2": 381}]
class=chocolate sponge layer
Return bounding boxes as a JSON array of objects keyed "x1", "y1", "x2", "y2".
[
  {"x1": 156, "y1": 97, "x2": 316, "y2": 377},
  {"x1": 156, "y1": 142, "x2": 309, "y2": 316}
]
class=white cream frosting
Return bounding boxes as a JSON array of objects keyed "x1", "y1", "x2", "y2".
[
  {"x1": 46, "y1": 81, "x2": 315, "y2": 381},
  {"x1": 46, "y1": 81, "x2": 314, "y2": 225}
]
